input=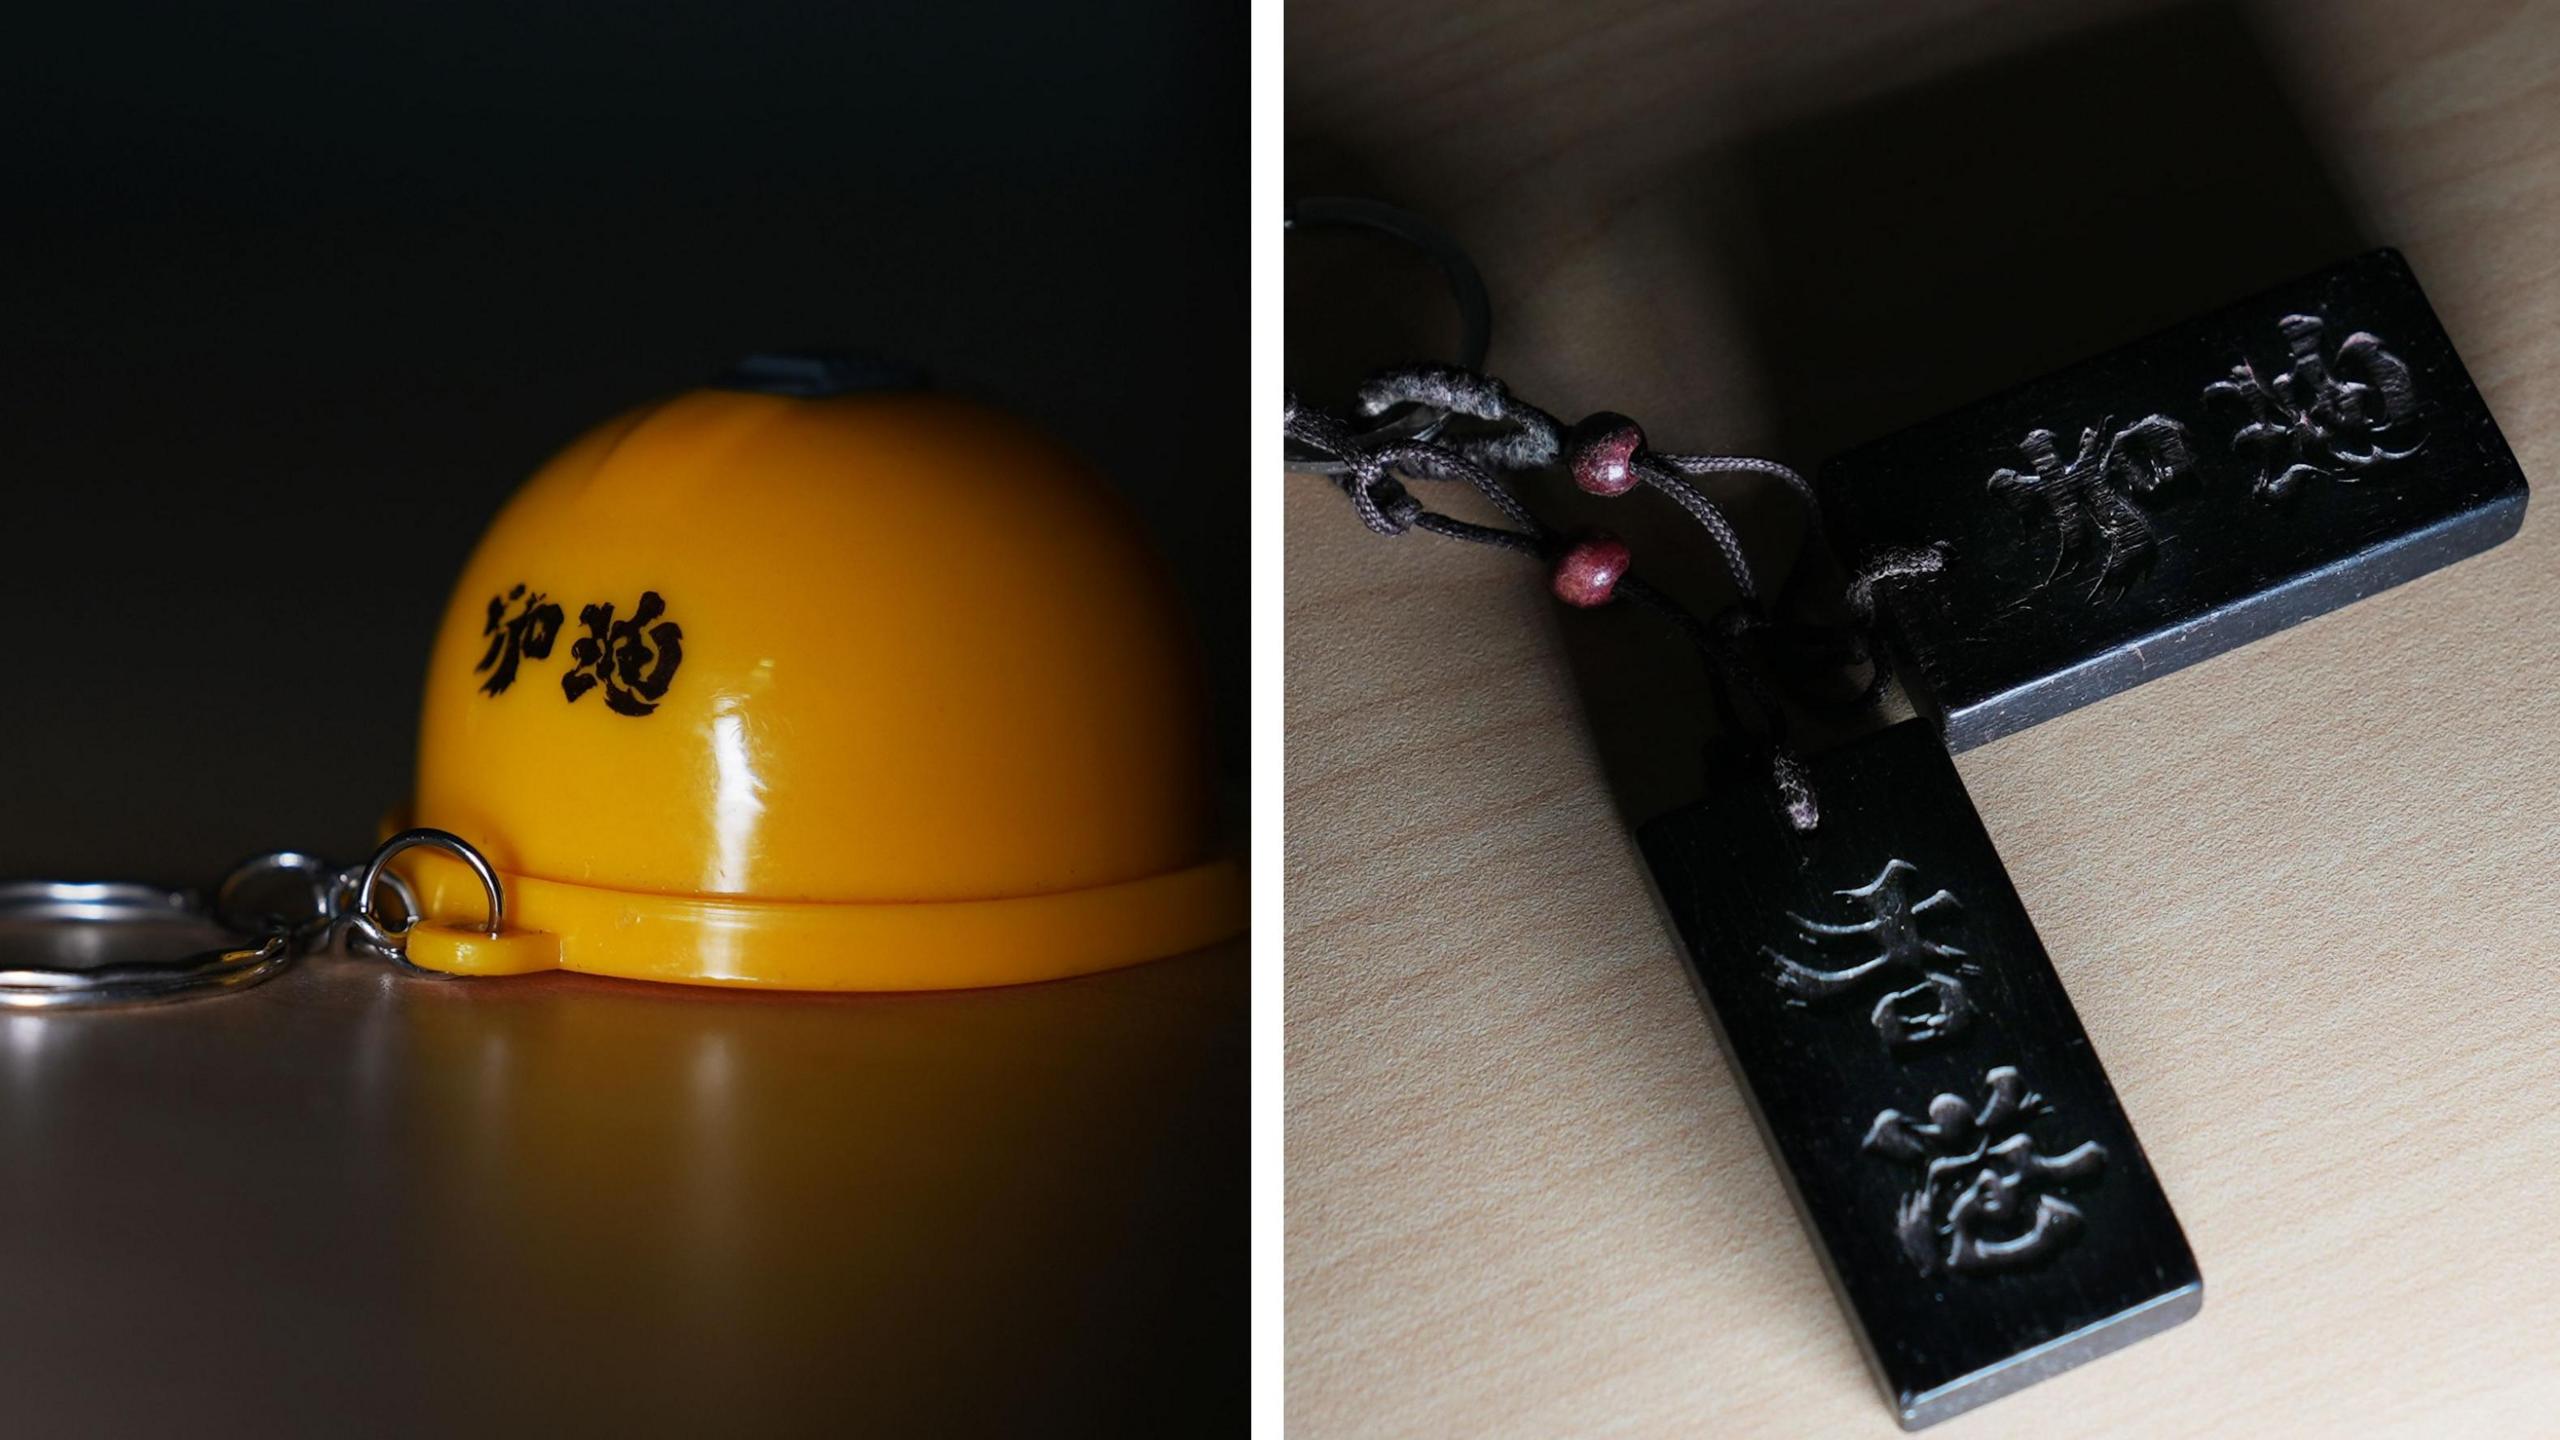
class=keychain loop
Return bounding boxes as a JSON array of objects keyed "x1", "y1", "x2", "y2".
[
  {"x1": 212, "y1": 850, "x2": 338, "y2": 944},
  {"x1": 344, "y1": 827, "x2": 505, "y2": 965},
  {"x1": 1284, "y1": 196, "x2": 1493, "y2": 475},
  {"x1": 0, "y1": 827, "x2": 506, "y2": 1008},
  {"x1": 0, "y1": 882, "x2": 296, "y2": 1010}
]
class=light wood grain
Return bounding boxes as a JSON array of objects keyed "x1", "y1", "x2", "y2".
[{"x1": 1284, "y1": 1, "x2": 2560, "y2": 1434}]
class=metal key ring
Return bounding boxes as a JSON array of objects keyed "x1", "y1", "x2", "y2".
[
  {"x1": 213, "y1": 849, "x2": 338, "y2": 946},
  {"x1": 1284, "y1": 196, "x2": 1493, "y2": 475},
  {"x1": 344, "y1": 827, "x2": 505, "y2": 967},
  {"x1": 0, "y1": 881, "x2": 295, "y2": 1010}
]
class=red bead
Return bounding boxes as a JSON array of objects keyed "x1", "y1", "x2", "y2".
[
  {"x1": 1568, "y1": 412, "x2": 1646, "y2": 496},
  {"x1": 1551, "y1": 535, "x2": 1631, "y2": 607}
]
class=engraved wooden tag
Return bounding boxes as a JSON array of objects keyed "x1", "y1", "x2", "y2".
[
  {"x1": 1637, "y1": 720, "x2": 2199, "y2": 1429},
  {"x1": 1819, "y1": 249, "x2": 2528, "y2": 751}
]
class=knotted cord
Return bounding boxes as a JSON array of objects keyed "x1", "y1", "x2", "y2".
[{"x1": 1288, "y1": 364, "x2": 1942, "y2": 831}]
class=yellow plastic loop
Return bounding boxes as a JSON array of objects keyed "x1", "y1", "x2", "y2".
[{"x1": 402, "y1": 919, "x2": 564, "y2": 977}]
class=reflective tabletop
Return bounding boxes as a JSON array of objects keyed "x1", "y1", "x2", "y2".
[{"x1": 0, "y1": 940, "x2": 1245, "y2": 1434}]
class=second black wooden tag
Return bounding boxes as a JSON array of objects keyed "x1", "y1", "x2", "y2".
[
  {"x1": 1637, "y1": 719, "x2": 2198, "y2": 1429},
  {"x1": 1820, "y1": 249, "x2": 2528, "y2": 751}
]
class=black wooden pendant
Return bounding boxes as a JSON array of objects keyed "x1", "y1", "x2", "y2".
[
  {"x1": 1637, "y1": 720, "x2": 2198, "y2": 1429},
  {"x1": 1820, "y1": 249, "x2": 2529, "y2": 751}
]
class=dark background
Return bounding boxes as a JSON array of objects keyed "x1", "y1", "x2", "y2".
[{"x1": 0, "y1": 0, "x2": 1246, "y2": 882}]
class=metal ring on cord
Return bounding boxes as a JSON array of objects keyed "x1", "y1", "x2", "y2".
[{"x1": 1284, "y1": 196, "x2": 1492, "y2": 474}]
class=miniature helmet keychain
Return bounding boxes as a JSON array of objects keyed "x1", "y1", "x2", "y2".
[
  {"x1": 0, "y1": 353, "x2": 1243, "y2": 1005},
  {"x1": 393, "y1": 351, "x2": 1244, "y2": 988}
]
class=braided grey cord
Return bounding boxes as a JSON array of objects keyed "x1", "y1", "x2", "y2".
[{"x1": 1288, "y1": 363, "x2": 1939, "y2": 831}]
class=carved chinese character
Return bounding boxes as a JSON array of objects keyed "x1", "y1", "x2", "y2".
[
  {"x1": 562, "y1": 590, "x2": 685, "y2": 717},
  {"x1": 474, "y1": 583, "x2": 564, "y2": 697},
  {"x1": 1766, "y1": 858, "x2": 1979, "y2": 1047},
  {"x1": 1865, "y1": 1066, "x2": 2106, "y2": 1277},
  {"x1": 1986, "y1": 414, "x2": 2195, "y2": 598},
  {"x1": 2204, "y1": 313, "x2": 2421, "y2": 499}
]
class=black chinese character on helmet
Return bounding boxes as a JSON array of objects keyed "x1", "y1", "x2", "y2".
[
  {"x1": 474, "y1": 584, "x2": 565, "y2": 697},
  {"x1": 562, "y1": 590, "x2": 685, "y2": 717}
]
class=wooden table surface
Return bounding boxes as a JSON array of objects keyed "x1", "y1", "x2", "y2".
[
  {"x1": 1284, "y1": 1, "x2": 2559, "y2": 1434},
  {"x1": 0, "y1": 939, "x2": 1245, "y2": 1435}
]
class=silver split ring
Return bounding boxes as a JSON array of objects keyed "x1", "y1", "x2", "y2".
[
  {"x1": 344, "y1": 827, "x2": 505, "y2": 968},
  {"x1": 0, "y1": 882, "x2": 295, "y2": 1010}
]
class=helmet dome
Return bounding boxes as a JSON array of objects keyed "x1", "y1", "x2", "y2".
[{"x1": 401, "y1": 366, "x2": 1241, "y2": 989}]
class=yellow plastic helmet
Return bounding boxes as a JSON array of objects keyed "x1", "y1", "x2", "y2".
[{"x1": 394, "y1": 353, "x2": 1243, "y2": 990}]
